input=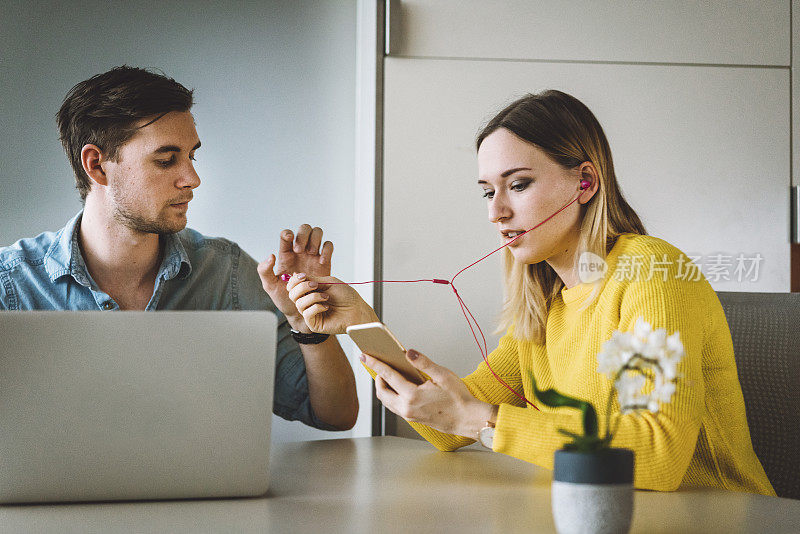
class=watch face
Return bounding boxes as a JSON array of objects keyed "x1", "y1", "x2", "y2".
[{"x1": 479, "y1": 426, "x2": 495, "y2": 449}]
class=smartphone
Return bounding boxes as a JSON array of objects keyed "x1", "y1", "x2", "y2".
[{"x1": 346, "y1": 322, "x2": 425, "y2": 385}]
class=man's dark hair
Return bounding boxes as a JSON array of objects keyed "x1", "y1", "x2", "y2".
[{"x1": 56, "y1": 65, "x2": 194, "y2": 201}]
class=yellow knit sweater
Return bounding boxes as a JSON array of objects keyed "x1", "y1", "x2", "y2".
[{"x1": 404, "y1": 234, "x2": 774, "y2": 495}]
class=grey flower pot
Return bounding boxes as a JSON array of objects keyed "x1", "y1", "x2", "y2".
[{"x1": 551, "y1": 448, "x2": 635, "y2": 534}]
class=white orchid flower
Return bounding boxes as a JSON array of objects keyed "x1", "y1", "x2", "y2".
[
  {"x1": 598, "y1": 317, "x2": 684, "y2": 417},
  {"x1": 654, "y1": 375, "x2": 677, "y2": 403},
  {"x1": 615, "y1": 373, "x2": 646, "y2": 413},
  {"x1": 538, "y1": 317, "x2": 685, "y2": 449}
]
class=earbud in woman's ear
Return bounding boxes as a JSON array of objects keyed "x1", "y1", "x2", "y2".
[{"x1": 580, "y1": 179, "x2": 591, "y2": 190}]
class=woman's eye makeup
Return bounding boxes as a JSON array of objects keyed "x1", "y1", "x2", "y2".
[
  {"x1": 510, "y1": 179, "x2": 532, "y2": 191},
  {"x1": 481, "y1": 179, "x2": 532, "y2": 199}
]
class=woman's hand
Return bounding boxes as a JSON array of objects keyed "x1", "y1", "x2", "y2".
[
  {"x1": 361, "y1": 349, "x2": 496, "y2": 439},
  {"x1": 286, "y1": 273, "x2": 379, "y2": 335}
]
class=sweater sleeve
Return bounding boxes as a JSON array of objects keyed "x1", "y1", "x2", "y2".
[{"x1": 493, "y1": 258, "x2": 709, "y2": 491}]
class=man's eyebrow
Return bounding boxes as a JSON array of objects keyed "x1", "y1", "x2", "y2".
[
  {"x1": 152, "y1": 141, "x2": 202, "y2": 154},
  {"x1": 478, "y1": 167, "x2": 532, "y2": 184}
]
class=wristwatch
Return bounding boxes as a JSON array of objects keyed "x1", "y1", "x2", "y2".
[
  {"x1": 478, "y1": 420, "x2": 496, "y2": 449},
  {"x1": 290, "y1": 329, "x2": 330, "y2": 345}
]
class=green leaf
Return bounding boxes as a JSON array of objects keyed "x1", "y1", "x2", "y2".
[
  {"x1": 530, "y1": 373, "x2": 599, "y2": 438},
  {"x1": 560, "y1": 434, "x2": 609, "y2": 452},
  {"x1": 557, "y1": 429, "x2": 583, "y2": 440}
]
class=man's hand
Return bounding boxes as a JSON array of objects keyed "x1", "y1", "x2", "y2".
[{"x1": 257, "y1": 225, "x2": 333, "y2": 332}]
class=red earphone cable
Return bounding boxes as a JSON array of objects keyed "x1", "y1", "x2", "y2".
[{"x1": 301, "y1": 185, "x2": 588, "y2": 409}]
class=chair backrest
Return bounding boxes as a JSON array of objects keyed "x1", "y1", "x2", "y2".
[{"x1": 716, "y1": 292, "x2": 800, "y2": 500}]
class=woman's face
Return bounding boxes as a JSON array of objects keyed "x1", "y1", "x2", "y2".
[{"x1": 477, "y1": 128, "x2": 586, "y2": 266}]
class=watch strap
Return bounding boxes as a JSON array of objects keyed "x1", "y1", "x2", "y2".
[{"x1": 290, "y1": 329, "x2": 330, "y2": 345}]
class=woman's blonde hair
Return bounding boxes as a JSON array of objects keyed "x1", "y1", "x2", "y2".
[{"x1": 476, "y1": 90, "x2": 646, "y2": 343}]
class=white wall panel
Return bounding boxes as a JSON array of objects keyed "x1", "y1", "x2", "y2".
[{"x1": 391, "y1": 0, "x2": 789, "y2": 66}]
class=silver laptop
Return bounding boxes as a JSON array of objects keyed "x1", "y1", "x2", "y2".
[{"x1": 0, "y1": 311, "x2": 276, "y2": 503}]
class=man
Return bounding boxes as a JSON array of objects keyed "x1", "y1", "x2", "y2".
[{"x1": 0, "y1": 66, "x2": 357, "y2": 431}]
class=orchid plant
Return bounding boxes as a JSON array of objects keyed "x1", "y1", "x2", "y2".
[{"x1": 530, "y1": 317, "x2": 685, "y2": 452}]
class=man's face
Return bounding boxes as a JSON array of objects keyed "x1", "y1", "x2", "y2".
[{"x1": 102, "y1": 111, "x2": 201, "y2": 235}]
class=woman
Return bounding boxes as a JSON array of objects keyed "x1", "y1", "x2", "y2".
[{"x1": 259, "y1": 90, "x2": 774, "y2": 495}]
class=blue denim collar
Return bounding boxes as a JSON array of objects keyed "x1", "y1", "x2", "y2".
[
  {"x1": 43, "y1": 211, "x2": 85, "y2": 284},
  {"x1": 162, "y1": 231, "x2": 193, "y2": 281},
  {"x1": 43, "y1": 210, "x2": 192, "y2": 285}
]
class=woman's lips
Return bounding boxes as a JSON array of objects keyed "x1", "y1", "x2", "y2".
[{"x1": 503, "y1": 231, "x2": 525, "y2": 246}]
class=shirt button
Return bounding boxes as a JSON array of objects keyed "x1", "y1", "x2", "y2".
[{"x1": 102, "y1": 302, "x2": 114, "y2": 310}]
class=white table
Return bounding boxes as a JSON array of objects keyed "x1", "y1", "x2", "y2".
[{"x1": 1, "y1": 436, "x2": 798, "y2": 533}]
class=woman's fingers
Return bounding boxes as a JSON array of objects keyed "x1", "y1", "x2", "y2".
[
  {"x1": 285, "y1": 272, "x2": 303, "y2": 292},
  {"x1": 375, "y1": 375, "x2": 399, "y2": 405},
  {"x1": 361, "y1": 353, "x2": 416, "y2": 397},
  {"x1": 302, "y1": 303, "x2": 329, "y2": 324},
  {"x1": 376, "y1": 375, "x2": 421, "y2": 423},
  {"x1": 295, "y1": 290, "x2": 329, "y2": 314},
  {"x1": 406, "y1": 349, "x2": 452, "y2": 385},
  {"x1": 288, "y1": 276, "x2": 323, "y2": 302},
  {"x1": 286, "y1": 272, "x2": 310, "y2": 293}
]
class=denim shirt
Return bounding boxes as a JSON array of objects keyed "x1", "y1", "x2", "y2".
[{"x1": 0, "y1": 211, "x2": 335, "y2": 430}]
